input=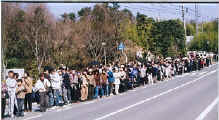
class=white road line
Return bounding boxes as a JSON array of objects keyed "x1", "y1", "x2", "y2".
[
  {"x1": 94, "y1": 70, "x2": 217, "y2": 120},
  {"x1": 198, "y1": 71, "x2": 207, "y2": 75},
  {"x1": 195, "y1": 97, "x2": 219, "y2": 120}
]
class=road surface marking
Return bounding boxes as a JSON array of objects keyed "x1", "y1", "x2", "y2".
[
  {"x1": 195, "y1": 97, "x2": 219, "y2": 120},
  {"x1": 94, "y1": 70, "x2": 216, "y2": 120},
  {"x1": 198, "y1": 71, "x2": 207, "y2": 75},
  {"x1": 23, "y1": 114, "x2": 42, "y2": 120}
]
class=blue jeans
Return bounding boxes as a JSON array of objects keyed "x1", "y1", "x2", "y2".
[
  {"x1": 103, "y1": 84, "x2": 109, "y2": 96},
  {"x1": 108, "y1": 82, "x2": 114, "y2": 95},
  {"x1": 67, "y1": 88, "x2": 72, "y2": 102},
  {"x1": 16, "y1": 98, "x2": 24, "y2": 116},
  {"x1": 62, "y1": 87, "x2": 68, "y2": 103},
  {"x1": 62, "y1": 87, "x2": 71, "y2": 103},
  {"x1": 93, "y1": 86, "x2": 104, "y2": 98},
  {"x1": 48, "y1": 91, "x2": 54, "y2": 107},
  {"x1": 53, "y1": 89, "x2": 61, "y2": 106}
]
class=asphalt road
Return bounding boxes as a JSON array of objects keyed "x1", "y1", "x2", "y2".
[{"x1": 11, "y1": 64, "x2": 218, "y2": 120}]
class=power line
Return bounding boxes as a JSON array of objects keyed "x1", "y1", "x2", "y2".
[
  {"x1": 122, "y1": 5, "x2": 181, "y2": 21},
  {"x1": 25, "y1": 3, "x2": 217, "y2": 22}
]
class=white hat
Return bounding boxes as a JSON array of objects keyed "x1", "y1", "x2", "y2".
[
  {"x1": 88, "y1": 69, "x2": 93, "y2": 72},
  {"x1": 83, "y1": 71, "x2": 87, "y2": 74},
  {"x1": 99, "y1": 69, "x2": 102, "y2": 73}
]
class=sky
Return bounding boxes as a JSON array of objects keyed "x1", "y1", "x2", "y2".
[{"x1": 45, "y1": 3, "x2": 219, "y2": 22}]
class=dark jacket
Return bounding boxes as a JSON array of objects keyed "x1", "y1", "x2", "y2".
[{"x1": 62, "y1": 73, "x2": 71, "y2": 88}]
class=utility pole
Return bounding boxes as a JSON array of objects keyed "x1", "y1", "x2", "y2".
[
  {"x1": 102, "y1": 42, "x2": 107, "y2": 66},
  {"x1": 182, "y1": 4, "x2": 187, "y2": 36},
  {"x1": 195, "y1": 4, "x2": 199, "y2": 35},
  {"x1": 158, "y1": 4, "x2": 161, "y2": 22},
  {"x1": 217, "y1": 17, "x2": 219, "y2": 54},
  {"x1": 201, "y1": 17, "x2": 204, "y2": 33}
]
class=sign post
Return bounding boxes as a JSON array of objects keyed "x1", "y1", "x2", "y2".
[
  {"x1": 118, "y1": 42, "x2": 128, "y2": 63},
  {"x1": 102, "y1": 42, "x2": 107, "y2": 65}
]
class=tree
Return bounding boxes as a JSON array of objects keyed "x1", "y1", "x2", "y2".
[
  {"x1": 2, "y1": 3, "x2": 195, "y2": 78},
  {"x1": 23, "y1": 4, "x2": 55, "y2": 73},
  {"x1": 188, "y1": 20, "x2": 218, "y2": 53},
  {"x1": 136, "y1": 12, "x2": 155, "y2": 51},
  {"x1": 2, "y1": 3, "x2": 31, "y2": 69},
  {"x1": 68, "y1": 12, "x2": 76, "y2": 22},
  {"x1": 78, "y1": 7, "x2": 91, "y2": 17},
  {"x1": 151, "y1": 19, "x2": 186, "y2": 57},
  {"x1": 61, "y1": 12, "x2": 76, "y2": 22},
  {"x1": 186, "y1": 23, "x2": 195, "y2": 36},
  {"x1": 81, "y1": 4, "x2": 114, "y2": 62}
]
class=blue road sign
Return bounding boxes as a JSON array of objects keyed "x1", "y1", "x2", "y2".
[{"x1": 118, "y1": 42, "x2": 125, "y2": 50}]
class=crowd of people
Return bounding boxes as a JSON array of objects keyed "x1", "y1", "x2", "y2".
[
  {"x1": 2, "y1": 72, "x2": 32, "y2": 118},
  {"x1": 1, "y1": 54, "x2": 216, "y2": 119}
]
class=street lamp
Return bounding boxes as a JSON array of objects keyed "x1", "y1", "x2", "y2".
[
  {"x1": 206, "y1": 40, "x2": 209, "y2": 52},
  {"x1": 102, "y1": 42, "x2": 106, "y2": 65}
]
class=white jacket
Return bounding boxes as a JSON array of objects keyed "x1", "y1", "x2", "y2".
[
  {"x1": 120, "y1": 71, "x2": 126, "y2": 80},
  {"x1": 6, "y1": 78, "x2": 17, "y2": 92},
  {"x1": 140, "y1": 67, "x2": 146, "y2": 78},
  {"x1": 113, "y1": 72, "x2": 121, "y2": 85},
  {"x1": 34, "y1": 79, "x2": 51, "y2": 92},
  {"x1": 50, "y1": 73, "x2": 61, "y2": 90}
]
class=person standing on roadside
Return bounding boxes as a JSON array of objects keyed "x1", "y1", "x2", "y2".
[
  {"x1": 107, "y1": 67, "x2": 115, "y2": 96},
  {"x1": 6, "y1": 71, "x2": 17, "y2": 118},
  {"x1": 23, "y1": 72, "x2": 33, "y2": 112},
  {"x1": 80, "y1": 71, "x2": 88, "y2": 101},
  {"x1": 15, "y1": 79, "x2": 26, "y2": 117},
  {"x1": 71, "y1": 70, "x2": 80, "y2": 102},
  {"x1": 140, "y1": 65, "x2": 147, "y2": 85},
  {"x1": 87, "y1": 69, "x2": 95, "y2": 100},
  {"x1": 44, "y1": 69, "x2": 53, "y2": 107},
  {"x1": 93, "y1": 70, "x2": 102, "y2": 99},
  {"x1": 50, "y1": 69, "x2": 62, "y2": 106},
  {"x1": 34, "y1": 73, "x2": 51, "y2": 112},
  {"x1": 58, "y1": 70, "x2": 64, "y2": 104},
  {"x1": 113, "y1": 67, "x2": 121, "y2": 95},
  {"x1": 1, "y1": 80, "x2": 8, "y2": 119},
  {"x1": 119, "y1": 67, "x2": 127, "y2": 92},
  {"x1": 147, "y1": 63, "x2": 153, "y2": 85},
  {"x1": 69, "y1": 69, "x2": 74, "y2": 102},
  {"x1": 100, "y1": 70, "x2": 109, "y2": 97},
  {"x1": 61, "y1": 68, "x2": 72, "y2": 104}
]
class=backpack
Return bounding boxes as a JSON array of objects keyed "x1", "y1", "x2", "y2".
[{"x1": 108, "y1": 71, "x2": 114, "y2": 83}]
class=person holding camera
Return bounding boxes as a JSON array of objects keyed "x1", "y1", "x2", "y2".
[
  {"x1": 23, "y1": 72, "x2": 33, "y2": 112},
  {"x1": 34, "y1": 73, "x2": 51, "y2": 112},
  {"x1": 15, "y1": 79, "x2": 26, "y2": 117}
]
